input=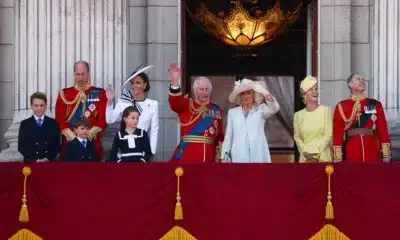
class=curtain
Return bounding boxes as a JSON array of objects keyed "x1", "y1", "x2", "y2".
[{"x1": 255, "y1": 76, "x2": 294, "y2": 137}]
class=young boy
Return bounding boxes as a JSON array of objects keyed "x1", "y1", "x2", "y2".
[
  {"x1": 18, "y1": 92, "x2": 61, "y2": 162},
  {"x1": 64, "y1": 118, "x2": 99, "y2": 162}
]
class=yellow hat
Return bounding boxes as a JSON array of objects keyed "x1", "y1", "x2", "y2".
[{"x1": 300, "y1": 76, "x2": 317, "y2": 93}]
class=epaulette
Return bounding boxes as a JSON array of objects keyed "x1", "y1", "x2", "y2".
[{"x1": 62, "y1": 86, "x2": 75, "y2": 91}]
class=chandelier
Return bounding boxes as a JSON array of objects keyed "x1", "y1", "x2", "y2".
[{"x1": 187, "y1": 0, "x2": 303, "y2": 53}]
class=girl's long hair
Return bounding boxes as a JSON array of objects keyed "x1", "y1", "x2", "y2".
[{"x1": 120, "y1": 106, "x2": 141, "y2": 131}]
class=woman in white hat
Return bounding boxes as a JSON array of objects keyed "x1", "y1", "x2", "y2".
[
  {"x1": 221, "y1": 78, "x2": 280, "y2": 163},
  {"x1": 105, "y1": 65, "x2": 159, "y2": 157},
  {"x1": 294, "y1": 76, "x2": 332, "y2": 163}
]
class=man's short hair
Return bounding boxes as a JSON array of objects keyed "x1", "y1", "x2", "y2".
[
  {"x1": 30, "y1": 92, "x2": 48, "y2": 105},
  {"x1": 73, "y1": 118, "x2": 91, "y2": 129},
  {"x1": 74, "y1": 60, "x2": 90, "y2": 73}
]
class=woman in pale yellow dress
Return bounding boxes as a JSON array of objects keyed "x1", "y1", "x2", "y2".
[{"x1": 294, "y1": 76, "x2": 333, "y2": 162}]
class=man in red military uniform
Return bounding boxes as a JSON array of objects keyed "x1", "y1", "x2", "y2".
[
  {"x1": 332, "y1": 73, "x2": 391, "y2": 162},
  {"x1": 55, "y1": 61, "x2": 107, "y2": 160},
  {"x1": 168, "y1": 63, "x2": 224, "y2": 163}
]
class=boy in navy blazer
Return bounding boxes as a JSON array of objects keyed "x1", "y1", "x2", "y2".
[
  {"x1": 64, "y1": 118, "x2": 99, "y2": 162},
  {"x1": 18, "y1": 92, "x2": 61, "y2": 163}
]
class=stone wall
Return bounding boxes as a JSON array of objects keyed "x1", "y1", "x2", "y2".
[
  {"x1": 127, "y1": 0, "x2": 179, "y2": 161},
  {"x1": 0, "y1": 1, "x2": 14, "y2": 149}
]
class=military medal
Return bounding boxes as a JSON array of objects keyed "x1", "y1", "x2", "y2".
[
  {"x1": 84, "y1": 111, "x2": 91, "y2": 118},
  {"x1": 89, "y1": 103, "x2": 96, "y2": 111},
  {"x1": 371, "y1": 114, "x2": 377, "y2": 130},
  {"x1": 209, "y1": 127, "x2": 215, "y2": 135}
]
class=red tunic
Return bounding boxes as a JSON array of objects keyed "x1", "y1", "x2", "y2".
[
  {"x1": 168, "y1": 90, "x2": 224, "y2": 163},
  {"x1": 332, "y1": 97, "x2": 391, "y2": 162},
  {"x1": 55, "y1": 86, "x2": 107, "y2": 160}
]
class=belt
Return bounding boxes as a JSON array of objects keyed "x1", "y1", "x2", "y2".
[
  {"x1": 182, "y1": 135, "x2": 214, "y2": 145},
  {"x1": 347, "y1": 128, "x2": 374, "y2": 137}
]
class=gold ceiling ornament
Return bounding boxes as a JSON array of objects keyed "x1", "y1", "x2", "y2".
[
  {"x1": 160, "y1": 167, "x2": 196, "y2": 240},
  {"x1": 9, "y1": 167, "x2": 43, "y2": 240},
  {"x1": 187, "y1": 0, "x2": 303, "y2": 51},
  {"x1": 309, "y1": 165, "x2": 350, "y2": 240}
]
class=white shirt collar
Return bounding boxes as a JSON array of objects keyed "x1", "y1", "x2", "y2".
[
  {"x1": 33, "y1": 115, "x2": 45, "y2": 121},
  {"x1": 77, "y1": 137, "x2": 87, "y2": 143}
]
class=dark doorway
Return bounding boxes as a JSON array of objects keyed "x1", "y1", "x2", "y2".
[{"x1": 180, "y1": 0, "x2": 316, "y2": 162}]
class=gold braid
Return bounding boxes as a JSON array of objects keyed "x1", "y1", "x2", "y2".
[
  {"x1": 338, "y1": 96, "x2": 363, "y2": 131},
  {"x1": 179, "y1": 99, "x2": 209, "y2": 127}
]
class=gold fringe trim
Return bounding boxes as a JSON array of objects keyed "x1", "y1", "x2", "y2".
[
  {"x1": 19, "y1": 167, "x2": 31, "y2": 223},
  {"x1": 382, "y1": 143, "x2": 391, "y2": 158},
  {"x1": 309, "y1": 165, "x2": 350, "y2": 240},
  {"x1": 8, "y1": 229, "x2": 43, "y2": 240},
  {"x1": 332, "y1": 146, "x2": 342, "y2": 161},
  {"x1": 175, "y1": 167, "x2": 184, "y2": 220},
  {"x1": 309, "y1": 224, "x2": 350, "y2": 240},
  {"x1": 159, "y1": 226, "x2": 196, "y2": 240},
  {"x1": 61, "y1": 128, "x2": 76, "y2": 142},
  {"x1": 88, "y1": 126, "x2": 102, "y2": 140}
]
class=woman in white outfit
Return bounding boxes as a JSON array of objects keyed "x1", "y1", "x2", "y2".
[
  {"x1": 221, "y1": 78, "x2": 280, "y2": 163},
  {"x1": 105, "y1": 65, "x2": 159, "y2": 156}
]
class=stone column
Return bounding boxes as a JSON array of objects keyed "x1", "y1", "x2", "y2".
[
  {"x1": 319, "y1": 0, "x2": 352, "y2": 110},
  {"x1": 0, "y1": 0, "x2": 127, "y2": 161},
  {"x1": 0, "y1": 1, "x2": 15, "y2": 152},
  {"x1": 371, "y1": 0, "x2": 400, "y2": 159},
  {"x1": 146, "y1": 0, "x2": 180, "y2": 161}
]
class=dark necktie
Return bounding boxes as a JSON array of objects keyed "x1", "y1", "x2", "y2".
[
  {"x1": 37, "y1": 118, "x2": 43, "y2": 127},
  {"x1": 82, "y1": 140, "x2": 87, "y2": 148}
]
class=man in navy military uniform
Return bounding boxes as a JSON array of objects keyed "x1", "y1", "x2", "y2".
[
  {"x1": 18, "y1": 92, "x2": 61, "y2": 162},
  {"x1": 64, "y1": 118, "x2": 98, "y2": 162}
]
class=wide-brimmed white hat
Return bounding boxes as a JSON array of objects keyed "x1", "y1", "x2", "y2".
[
  {"x1": 228, "y1": 78, "x2": 269, "y2": 105},
  {"x1": 122, "y1": 65, "x2": 154, "y2": 89}
]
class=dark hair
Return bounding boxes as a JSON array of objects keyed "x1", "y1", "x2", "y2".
[
  {"x1": 30, "y1": 92, "x2": 48, "y2": 105},
  {"x1": 120, "y1": 106, "x2": 141, "y2": 130},
  {"x1": 74, "y1": 60, "x2": 90, "y2": 73},
  {"x1": 73, "y1": 118, "x2": 91, "y2": 129},
  {"x1": 134, "y1": 72, "x2": 151, "y2": 92}
]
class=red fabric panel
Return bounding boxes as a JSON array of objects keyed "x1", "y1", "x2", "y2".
[{"x1": 0, "y1": 163, "x2": 399, "y2": 240}]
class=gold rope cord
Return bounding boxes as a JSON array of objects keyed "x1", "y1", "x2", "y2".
[
  {"x1": 160, "y1": 167, "x2": 196, "y2": 240},
  {"x1": 8, "y1": 167, "x2": 43, "y2": 240},
  {"x1": 309, "y1": 165, "x2": 350, "y2": 240},
  {"x1": 60, "y1": 90, "x2": 87, "y2": 122},
  {"x1": 179, "y1": 99, "x2": 209, "y2": 127}
]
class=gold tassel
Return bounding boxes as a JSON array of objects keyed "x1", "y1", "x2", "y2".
[
  {"x1": 174, "y1": 167, "x2": 184, "y2": 220},
  {"x1": 325, "y1": 165, "x2": 334, "y2": 220},
  {"x1": 19, "y1": 167, "x2": 31, "y2": 223},
  {"x1": 309, "y1": 165, "x2": 350, "y2": 240}
]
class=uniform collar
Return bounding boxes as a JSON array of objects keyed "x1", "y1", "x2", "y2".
[
  {"x1": 74, "y1": 84, "x2": 91, "y2": 91},
  {"x1": 351, "y1": 94, "x2": 365, "y2": 102}
]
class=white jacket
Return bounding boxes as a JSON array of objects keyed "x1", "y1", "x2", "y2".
[{"x1": 221, "y1": 101, "x2": 280, "y2": 163}]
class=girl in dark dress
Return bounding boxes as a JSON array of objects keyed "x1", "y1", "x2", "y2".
[{"x1": 109, "y1": 106, "x2": 152, "y2": 162}]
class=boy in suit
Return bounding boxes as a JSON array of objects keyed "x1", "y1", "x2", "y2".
[
  {"x1": 18, "y1": 92, "x2": 61, "y2": 163},
  {"x1": 64, "y1": 118, "x2": 99, "y2": 162}
]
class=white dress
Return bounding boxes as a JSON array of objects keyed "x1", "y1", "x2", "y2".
[
  {"x1": 106, "y1": 92, "x2": 159, "y2": 154},
  {"x1": 221, "y1": 101, "x2": 280, "y2": 163}
]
